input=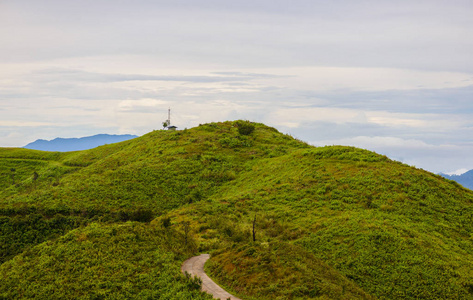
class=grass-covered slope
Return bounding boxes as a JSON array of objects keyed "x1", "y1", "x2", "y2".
[
  {"x1": 0, "y1": 221, "x2": 212, "y2": 300},
  {"x1": 162, "y1": 144, "x2": 473, "y2": 299},
  {"x1": 205, "y1": 242, "x2": 374, "y2": 299},
  {"x1": 1, "y1": 121, "x2": 308, "y2": 213},
  {"x1": 0, "y1": 149, "x2": 85, "y2": 263},
  {"x1": 1, "y1": 121, "x2": 473, "y2": 299},
  {"x1": 195, "y1": 147, "x2": 473, "y2": 299}
]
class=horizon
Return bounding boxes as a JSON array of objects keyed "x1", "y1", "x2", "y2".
[
  {"x1": 15, "y1": 124, "x2": 471, "y2": 176},
  {"x1": 1, "y1": 0, "x2": 473, "y2": 174}
]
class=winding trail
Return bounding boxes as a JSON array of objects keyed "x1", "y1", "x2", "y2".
[{"x1": 181, "y1": 254, "x2": 242, "y2": 300}]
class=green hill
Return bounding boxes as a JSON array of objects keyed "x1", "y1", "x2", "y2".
[{"x1": 1, "y1": 121, "x2": 472, "y2": 299}]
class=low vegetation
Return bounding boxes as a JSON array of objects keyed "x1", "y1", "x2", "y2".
[
  {"x1": 1, "y1": 121, "x2": 472, "y2": 299},
  {"x1": 0, "y1": 222, "x2": 212, "y2": 299},
  {"x1": 206, "y1": 242, "x2": 374, "y2": 299}
]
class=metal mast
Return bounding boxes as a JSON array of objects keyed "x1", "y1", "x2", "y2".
[{"x1": 167, "y1": 108, "x2": 171, "y2": 126}]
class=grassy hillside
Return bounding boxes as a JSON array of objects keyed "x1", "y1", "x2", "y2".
[
  {"x1": 163, "y1": 145, "x2": 473, "y2": 299},
  {"x1": 1, "y1": 121, "x2": 473, "y2": 299},
  {"x1": 0, "y1": 221, "x2": 212, "y2": 300}
]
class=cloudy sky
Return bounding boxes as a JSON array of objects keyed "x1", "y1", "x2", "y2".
[{"x1": 1, "y1": 0, "x2": 472, "y2": 174}]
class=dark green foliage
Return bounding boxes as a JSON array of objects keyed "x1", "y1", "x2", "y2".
[
  {"x1": 162, "y1": 217, "x2": 172, "y2": 228},
  {"x1": 9, "y1": 168, "x2": 15, "y2": 185},
  {"x1": 119, "y1": 208, "x2": 155, "y2": 222},
  {"x1": 0, "y1": 213, "x2": 82, "y2": 264},
  {"x1": 252, "y1": 214, "x2": 256, "y2": 242},
  {"x1": 235, "y1": 120, "x2": 255, "y2": 135}
]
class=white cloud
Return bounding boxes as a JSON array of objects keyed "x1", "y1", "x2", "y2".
[
  {"x1": 1, "y1": 0, "x2": 473, "y2": 174},
  {"x1": 118, "y1": 99, "x2": 167, "y2": 113},
  {"x1": 0, "y1": 121, "x2": 55, "y2": 127},
  {"x1": 265, "y1": 67, "x2": 473, "y2": 92},
  {"x1": 267, "y1": 106, "x2": 467, "y2": 132},
  {"x1": 444, "y1": 168, "x2": 469, "y2": 176}
]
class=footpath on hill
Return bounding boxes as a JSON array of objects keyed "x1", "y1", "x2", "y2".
[{"x1": 181, "y1": 254, "x2": 242, "y2": 300}]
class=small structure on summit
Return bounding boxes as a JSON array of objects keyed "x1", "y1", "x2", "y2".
[{"x1": 163, "y1": 108, "x2": 178, "y2": 131}]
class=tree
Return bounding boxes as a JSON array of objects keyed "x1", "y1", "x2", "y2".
[
  {"x1": 183, "y1": 221, "x2": 190, "y2": 246},
  {"x1": 162, "y1": 121, "x2": 169, "y2": 129},
  {"x1": 10, "y1": 168, "x2": 16, "y2": 185},
  {"x1": 252, "y1": 214, "x2": 257, "y2": 242},
  {"x1": 33, "y1": 171, "x2": 39, "y2": 188}
]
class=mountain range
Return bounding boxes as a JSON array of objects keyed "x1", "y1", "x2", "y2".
[
  {"x1": 23, "y1": 134, "x2": 138, "y2": 152},
  {"x1": 440, "y1": 170, "x2": 473, "y2": 190}
]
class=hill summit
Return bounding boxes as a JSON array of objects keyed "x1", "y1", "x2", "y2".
[{"x1": 1, "y1": 121, "x2": 473, "y2": 299}]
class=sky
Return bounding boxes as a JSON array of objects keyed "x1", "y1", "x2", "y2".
[{"x1": 1, "y1": 0, "x2": 472, "y2": 174}]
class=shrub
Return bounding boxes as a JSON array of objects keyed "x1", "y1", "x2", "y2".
[
  {"x1": 162, "y1": 217, "x2": 172, "y2": 228},
  {"x1": 235, "y1": 121, "x2": 255, "y2": 136},
  {"x1": 120, "y1": 209, "x2": 155, "y2": 223}
]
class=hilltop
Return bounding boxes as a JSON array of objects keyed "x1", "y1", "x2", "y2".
[
  {"x1": 24, "y1": 134, "x2": 138, "y2": 152},
  {"x1": 1, "y1": 121, "x2": 473, "y2": 299}
]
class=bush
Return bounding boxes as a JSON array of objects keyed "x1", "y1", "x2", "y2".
[
  {"x1": 235, "y1": 121, "x2": 255, "y2": 136},
  {"x1": 162, "y1": 217, "x2": 172, "y2": 228},
  {"x1": 119, "y1": 209, "x2": 155, "y2": 223}
]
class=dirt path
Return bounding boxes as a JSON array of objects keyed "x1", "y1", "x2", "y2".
[{"x1": 181, "y1": 254, "x2": 242, "y2": 300}]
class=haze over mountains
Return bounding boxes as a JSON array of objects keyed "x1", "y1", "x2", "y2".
[{"x1": 23, "y1": 134, "x2": 138, "y2": 152}]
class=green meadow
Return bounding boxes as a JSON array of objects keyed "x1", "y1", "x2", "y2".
[{"x1": 1, "y1": 121, "x2": 472, "y2": 299}]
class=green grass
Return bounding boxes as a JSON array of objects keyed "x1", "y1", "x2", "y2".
[
  {"x1": 190, "y1": 146, "x2": 473, "y2": 299},
  {"x1": 1, "y1": 121, "x2": 473, "y2": 299},
  {"x1": 206, "y1": 242, "x2": 374, "y2": 300},
  {"x1": 0, "y1": 222, "x2": 212, "y2": 300}
]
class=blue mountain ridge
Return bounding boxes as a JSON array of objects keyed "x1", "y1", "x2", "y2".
[
  {"x1": 439, "y1": 170, "x2": 473, "y2": 190},
  {"x1": 23, "y1": 134, "x2": 138, "y2": 152}
]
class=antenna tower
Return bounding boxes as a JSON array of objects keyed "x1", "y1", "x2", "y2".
[{"x1": 167, "y1": 107, "x2": 171, "y2": 126}]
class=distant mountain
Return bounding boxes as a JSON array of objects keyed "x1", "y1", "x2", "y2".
[
  {"x1": 24, "y1": 134, "x2": 138, "y2": 152},
  {"x1": 440, "y1": 170, "x2": 473, "y2": 190}
]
